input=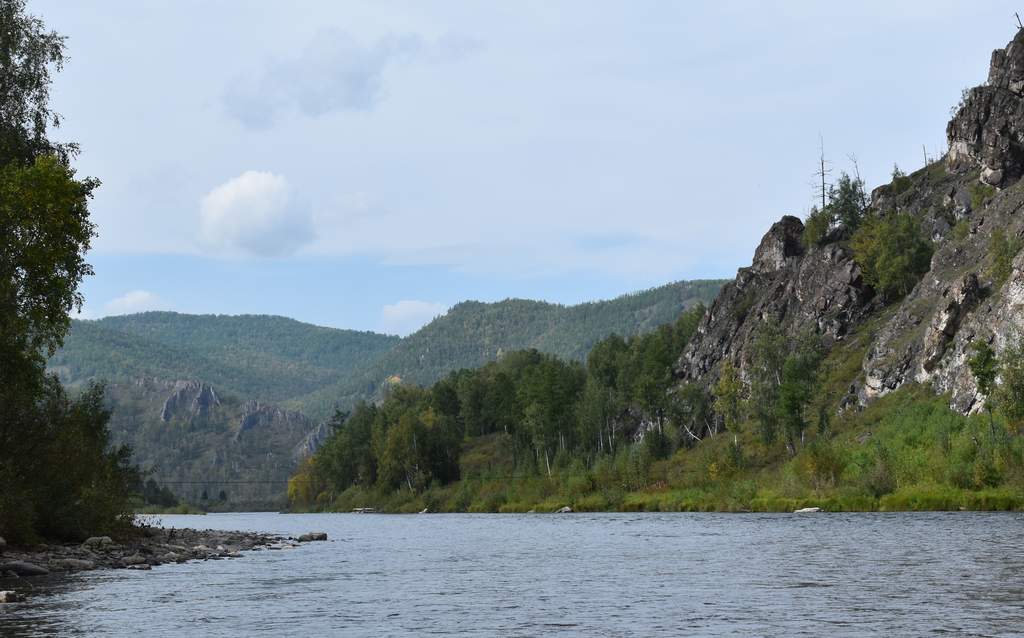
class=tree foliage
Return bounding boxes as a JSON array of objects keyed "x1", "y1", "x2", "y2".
[
  {"x1": 803, "y1": 171, "x2": 869, "y2": 248},
  {"x1": 295, "y1": 306, "x2": 710, "y2": 505},
  {"x1": 0, "y1": 0, "x2": 136, "y2": 542},
  {"x1": 851, "y1": 212, "x2": 933, "y2": 301}
]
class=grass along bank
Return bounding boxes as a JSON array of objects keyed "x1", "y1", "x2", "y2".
[{"x1": 293, "y1": 384, "x2": 1024, "y2": 514}]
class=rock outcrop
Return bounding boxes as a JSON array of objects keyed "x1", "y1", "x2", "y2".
[
  {"x1": 678, "y1": 29, "x2": 1024, "y2": 417},
  {"x1": 676, "y1": 216, "x2": 872, "y2": 383},
  {"x1": 861, "y1": 30, "x2": 1024, "y2": 413},
  {"x1": 948, "y1": 28, "x2": 1024, "y2": 187},
  {"x1": 235, "y1": 401, "x2": 312, "y2": 441},
  {"x1": 160, "y1": 380, "x2": 220, "y2": 422},
  {"x1": 294, "y1": 421, "x2": 331, "y2": 460}
]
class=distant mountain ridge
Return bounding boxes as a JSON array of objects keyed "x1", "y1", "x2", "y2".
[
  {"x1": 49, "y1": 279, "x2": 725, "y2": 506},
  {"x1": 284, "y1": 280, "x2": 725, "y2": 418}
]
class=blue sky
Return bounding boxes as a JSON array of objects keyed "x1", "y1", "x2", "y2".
[{"x1": 34, "y1": 1, "x2": 1019, "y2": 335}]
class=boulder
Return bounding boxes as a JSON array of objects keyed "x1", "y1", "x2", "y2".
[
  {"x1": 297, "y1": 532, "x2": 328, "y2": 542},
  {"x1": 82, "y1": 536, "x2": 113, "y2": 549},
  {"x1": 51, "y1": 558, "x2": 95, "y2": 571},
  {"x1": 126, "y1": 563, "x2": 151, "y2": 571},
  {"x1": 0, "y1": 536, "x2": 6, "y2": 553},
  {"x1": 793, "y1": 507, "x2": 822, "y2": 513},
  {"x1": 554, "y1": 506, "x2": 573, "y2": 514},
  {"x1": 123, "y1": 553, "x2": 147, "y2": 566},
  {"x1": 0, "y1": 590, "x2": 23, "y2": 603},
  {"x1": 1, "y1": 561, "x2": 49, "y2": 577}
]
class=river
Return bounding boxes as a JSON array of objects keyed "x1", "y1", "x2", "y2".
[{"x1": 2, "y1": 511, "x2": 1023, "y2": 636}]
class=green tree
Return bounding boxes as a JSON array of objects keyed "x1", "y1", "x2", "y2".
[
  {"x1": 997, "y1": 336, "x2": 1024, "y2": 427},
  {"x1": 0, "y1": 0, "x2": 138, "y2": 543},
  {"x1": 776, "y1": 340, "x2": 822, "y2": 454},
  {"x1": 828, "y1": 172, "x2": 869, "y2": 231},
  {"x1": 0, "y1": 0, "x2": 77, "y2": 165},
  {"x1": 747, "y1": 323, "x2": 787, "y2": 445},
  {"x1": 968, "y1": 339, "x2": 999, "y2": 438},
  {"x1": 851, "y1": 212, "x2": 933, "y2": 301},
  {"x1": 803, "y1": 205, "x2": 831, "y2": 248},
  {"x1": 713, "y1": 360, "x2": 743, "y2": 432}
]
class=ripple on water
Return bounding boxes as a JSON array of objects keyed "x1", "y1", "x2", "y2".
[{"x1": 2, "y1": 512, "x2": 1024, "y2": 637}]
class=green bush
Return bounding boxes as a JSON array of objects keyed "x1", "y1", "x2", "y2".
[{"x1": 851, "y1": 212, "x2": 934, "y2": 301}]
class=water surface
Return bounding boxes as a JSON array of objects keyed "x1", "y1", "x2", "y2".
[{"x1": 2, "y1": 512, "x2": 1022, "y2": 636}]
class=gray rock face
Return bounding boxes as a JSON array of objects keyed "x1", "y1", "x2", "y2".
[
  {"x1": 948, "y1": 29, "x2": 1024, "y2": 187},
  {"x1": 297, "y1": 532, "x2": 328, "y2": 542},
  {"x1": 0, "y1": 590, "x2": 24, "y2": 603},
  {"x1": 160, "y1": 380, "x2": 220, "y2": 422},
  {"x1": 294, "y1": 421, "x2": 331, "y2": 460},
  {"x1": 677, "y1": 30, "x2": 1024, "y2": 418},
  {"x1": 235, "y1": 401, "x2": 311, "y2": 441},
  {"x1": 676, "y1": 216, "x2": 872, "y2": 384}
]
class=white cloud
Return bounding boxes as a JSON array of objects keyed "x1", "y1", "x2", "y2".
[
  {"x1": 380, "y1": 300, "x2": 448, "y2": 336},
  {"x1": 199, "y1": 171, "x2": 315, "y2": 257},
  {"x1": 103, "y1": 290, "x2": 167, "y2": 316}
]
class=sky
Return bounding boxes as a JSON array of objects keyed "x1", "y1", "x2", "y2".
[{"x1": 32, "y1": 1, "x2": 1021, "y2": 335}]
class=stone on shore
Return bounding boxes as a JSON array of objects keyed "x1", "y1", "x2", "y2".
[
  {"x1": 1, "y1": 561, "x2": 49, "y2": 577},
  {"x1": 0, "y1": 590, "x2": 24, "y2": 603},
  {"x1": 82, "y1": 536, "x2": 114, "y2": 549},
  {"x1": 794, "y1": 507, "x2": 823, "y2": 513},
  {"x1": 123, "y1": 553, "x2": 147, "y2": 566},
  {"x1": 51, "y1": 558, "x2": 95, "y2": 571},
  {"x1": 555, "y1": 506, "x2": 573, "y2": 514},
  {"x1": 297, "y1": 532, "x2": 328, "y2": 542},
  {"x1": 0, "y1": 536, "x2": 6, "y2": 553}
]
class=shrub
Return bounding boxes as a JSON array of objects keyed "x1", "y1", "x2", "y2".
[
  {"x1": 851, "y1": 212, "x2": 934, "y2": 301},
  {"x1": 987, "y1": 229, "x2": 1022, "y2": 287},
  {"x1": 970, "y1": 181, "x2": 996, "y2": 210}
]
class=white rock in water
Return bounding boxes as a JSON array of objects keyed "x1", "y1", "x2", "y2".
[
  {"x1": 0, "y1": 590, "x2": 23, "y2": 603},
  {"x1": 793, "y1": 507, "x2": 823, "y2": 513},
  {"x1": 554, "y1": 506, "x2": 573, "y2": 514}
]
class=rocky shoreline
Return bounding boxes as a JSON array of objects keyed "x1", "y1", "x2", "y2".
[{"x1": 0, "y1": 526, "x2": 326, "y2": 603}]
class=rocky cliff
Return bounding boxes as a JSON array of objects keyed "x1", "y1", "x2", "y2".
[
  {"x1": 676, "y1": 28, "x2": 1024, "y2": 416},
  {"x1": 105, "y1": 379, "x2": 326, "y2": 508}
]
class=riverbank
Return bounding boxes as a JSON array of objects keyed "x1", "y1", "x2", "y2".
[{"x1": 0, "y1": 525, "x2": 326, "y2": 600}]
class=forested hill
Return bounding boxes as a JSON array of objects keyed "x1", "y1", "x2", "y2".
[
  {"x1": 52, "y1": 280, "x2": 723, "y2": 419},
  {"x1": 50, "y1": 313, "x2": 401, "y2": 404},
  {"x1": 284, "y1": 279, "x2": 724, "y2": 419},
  {"x1": 45, "y1": 280, "x2": 723, "y2": 507}
]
